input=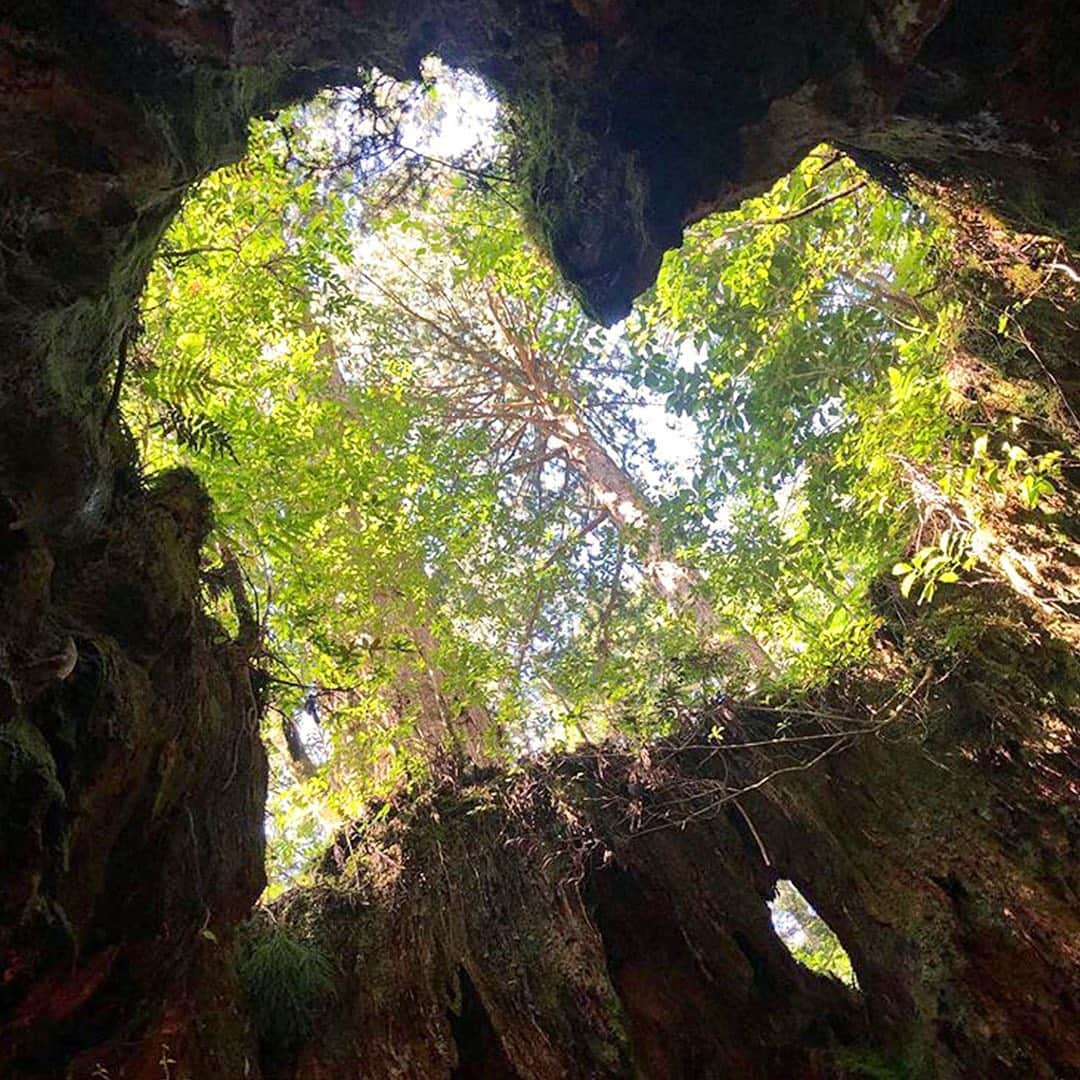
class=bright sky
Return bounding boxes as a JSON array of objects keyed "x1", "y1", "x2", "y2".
[{"x1": 406, "y1": 58, "x2": 501, "y2": 159}]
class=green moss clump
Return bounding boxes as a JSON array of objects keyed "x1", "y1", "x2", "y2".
[{"x1": 0, "y1": 717, "x2": 64, "y2": 829}]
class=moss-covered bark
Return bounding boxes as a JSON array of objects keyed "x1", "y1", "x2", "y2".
[
  {"x1": 0, "y1": 468, "x2": 267, "y2": 1078},
  {"x1": 265, "y1": 764, "x2": 861, "y2": 1078},
  {"x1": 259, "y1": 597, "x2": 1079, "y2": 1078}
]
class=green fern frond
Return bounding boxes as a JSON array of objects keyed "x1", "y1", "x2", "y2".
[
  {"x1": 153, "y1": 402, "x2": 237, "y2": 460},
  {"x1": 236, "y1": 920, "x2": 336, "y2": 1057}
]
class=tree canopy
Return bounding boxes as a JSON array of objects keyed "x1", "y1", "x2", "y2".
[{"x1": 125, "y1": 68, "x2": 1069, "y2": 890}]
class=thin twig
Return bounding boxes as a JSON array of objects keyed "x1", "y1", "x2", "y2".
[{"x1": 711, "y1": 181, "x2": 867, "y2": 247}]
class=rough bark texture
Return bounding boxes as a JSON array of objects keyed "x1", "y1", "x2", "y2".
[
  {"x1": 266, "y1": 600, "x2": 1079, "y2": 1079},
  {"x1": 0, "y1": 470, "x2": 267, "y2": 1079},
  {"x1": 0, "y1": 1, "x2": 1078, "y2": 1078}
]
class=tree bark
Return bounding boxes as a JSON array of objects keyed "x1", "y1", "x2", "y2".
[{"x1": 269, "y1": 609, "x2": 1080, "y2": 1078}]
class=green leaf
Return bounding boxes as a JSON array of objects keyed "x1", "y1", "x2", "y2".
[{"x1": 177, "y1": 330, "x2": 206, "y2": 354}]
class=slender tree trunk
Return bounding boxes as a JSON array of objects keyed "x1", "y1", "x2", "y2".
[
  {"x1": 532, "y1": 399, "x2": 775, "y2": 671},
  {"x1": 399, "y1": 282, "x2": 777, "y2": 671},
  {"x1": 371, "y1": 593, "x2": 494, "y2": 764}
]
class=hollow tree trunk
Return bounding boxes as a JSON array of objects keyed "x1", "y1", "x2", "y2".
[
  {"x1": 268, "y1": 606, "x2": 1080, "y2": 1079},
  {"x1": 1, "y1": 2, "x2": 1079, "y2": 1078}
]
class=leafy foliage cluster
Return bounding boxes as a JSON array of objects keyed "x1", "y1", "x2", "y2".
[
  {"x1": 126, "y1": 69, "x2": 1067, "y2": 888},
  {"x1": 769, "y1": 880, "x2": 856, "y2": 987}
]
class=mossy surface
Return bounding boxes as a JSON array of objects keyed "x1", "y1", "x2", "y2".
[{"x1": 254, "y1": 576, "x2": 1080, "y2": 1078}]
